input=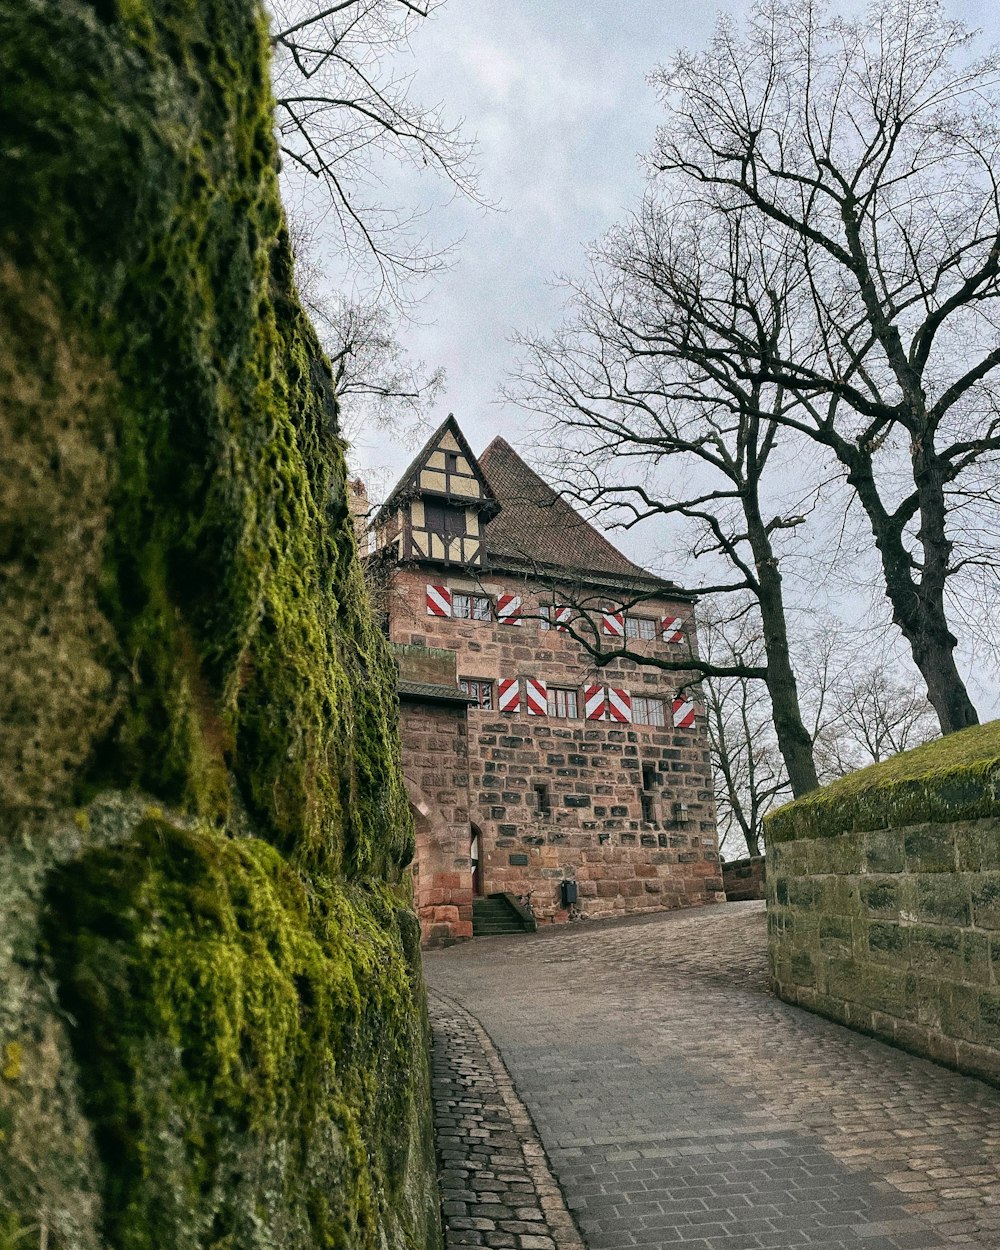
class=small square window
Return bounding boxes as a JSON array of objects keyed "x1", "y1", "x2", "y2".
[
  {"x1": 453, "y1": 593, "x2": 491, "y2": 621},
  {"x1": 625, "y1": 616, "x2": 656, "y2": 641},
  {"x1": 547, "y1": 687, "x2": 579, "y2": 718},
  {"x1": 460, "y1": 677, "x2": 494, "y2": 709},
  {"x1": 633, "y1": 697, "x2": 666, "y2": 726}
]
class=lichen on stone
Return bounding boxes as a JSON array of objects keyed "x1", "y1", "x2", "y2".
[{"x1": 0, "y1": 0, "x2": 435, "y2": 1245}]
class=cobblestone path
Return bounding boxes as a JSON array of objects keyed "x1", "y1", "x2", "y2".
[{"x1": 425, "y1": 902, "x2": 1000, "y2": 1250}]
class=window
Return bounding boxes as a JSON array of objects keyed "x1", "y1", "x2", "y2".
[
  {"x1": 424, "y1": 499, "x2": 467, "y2": 538},
  {"x1": 625, "y1": 615, "x2": 657, "y2": 641},
  {"x1": 533, "y1": 783, "x2": 551, "y2": 816},
  {"x1": 633, "y1": 696, "x2": 666, "y2": 726},
  {"x1": 460, "y1": 678, "x2": 494, "y2": 709},
  {"x1": 642, "y1": 763, "x2": 656, "y2": 791},
  {"x1": 452, "y1": 593, "x2": 491, "y2": 621},
  {"x1": 641, "y1": 793, "x2": 656, "y2": 823},
  {"x1": 445, "y1": 451, "x2": 459, "y2": 473},
  {"x1": 540, "y1": 604, "x2": 570, "y2": 631},
  {"x1": 547, "y1": 686, "x2": 579, "y2": 718}
]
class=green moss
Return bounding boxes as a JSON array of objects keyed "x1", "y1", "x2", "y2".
[
  {"x1": 766, "y1": 720, "x2": 1000, "y2": 844},
  {"x1": 1, "y1": 0, "x2": 433, "y2": 1246},
  {"x1": 41, "y1": 814, "x2": 428, "y2": 1250}
]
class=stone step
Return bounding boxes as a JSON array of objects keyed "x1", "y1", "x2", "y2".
[{"x1": 472, "y1": 894, "x2": 528, "y2": 937}]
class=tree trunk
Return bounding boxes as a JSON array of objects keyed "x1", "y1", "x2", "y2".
[
  {"x1": 743, "y1": 502, "x2": 820, "y2": 798},
  {"x1": 846, "y1": 447, "x2": 979, "y2": 736}
]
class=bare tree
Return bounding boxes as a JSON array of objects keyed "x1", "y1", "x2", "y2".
[
  {"x1": 513, "y1": 206, "x2": 829, "y2": 797},
  {"x1": 267, "y1": 0, "x2": 480, "y2": 295},
  {"x1": 701, "y1": 606, "x2": 789, "y2": 856},
  {"x1": 812, "y1": 661, "x2": 939, "y2": 779},
  {"x1": 649, "y1": 0, "x2": 1000, "y2": 735}
]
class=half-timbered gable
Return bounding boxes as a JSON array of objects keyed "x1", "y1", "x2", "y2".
[{"x1": 372, "y1": 414, "x2": 499, "y2": 568}]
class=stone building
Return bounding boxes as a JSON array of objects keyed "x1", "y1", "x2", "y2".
[{"x1": 367, "y1": 415, "x2": 724, "y2": 946}]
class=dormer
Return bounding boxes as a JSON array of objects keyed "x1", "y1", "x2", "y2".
[{"x1": 372, "y1": 415, "x2": 500, "y2": 567}]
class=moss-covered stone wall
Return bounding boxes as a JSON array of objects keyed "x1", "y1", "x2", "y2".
[
  {"x1": 0, "y1": 2, "x2": 440, "y2": 1247},
  {"x1": 765, "y1": 723, "x2": 1000, "y2": 1088}
]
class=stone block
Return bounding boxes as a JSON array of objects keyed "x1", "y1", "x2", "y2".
[
  {"x1": 971, "y1": 872, "x2": 1000, "y2": 930},
  {"x1": 962, "y1": 929, "x2": 992, "y2": 986},
  {"x1": 909, "y1": 924, "x2": 964, "y2": 978},
  {"x1": 956, "y1": 820, "x2": 1000, "y2": 871},
  {"x1": 942, "y1": 983, "x2": 982, "y2": 1044},
  {"x1": 867, "y1": 920, "x2": 909, "y2": 967},
  {"x1": 860, "y1": 876, "x2": 901, "y2": 917},
  {"x1": 979, "y1": 988, "x2": 1000, "y2": 1047},
  {"x1": 903, "y1": 824, "x2": 956, "y2": 873},
  {"x1": 863, "y1": 828, "x2": 905, "y2": 873},
  {"x1": 819, "y1": 915, "x2": 852, "y2": 955},
  {"x1": 916, "y1": 875, "x2": 971, "y2": 927},
  {"x1": 790, "y1": 949, "x2": 815, "y2": 985}
]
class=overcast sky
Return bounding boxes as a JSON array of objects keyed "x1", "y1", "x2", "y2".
[
  {"x1": 302, "y1": 0, "x2": 1000, "y2": 713},
  {"x1": 339, "y1": 0, "x2": 1000, "y2": 478}
]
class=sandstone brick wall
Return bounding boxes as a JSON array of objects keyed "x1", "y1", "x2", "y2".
[
  {"x1": 389, "y1": 565, "x2": 724, "y2": 926},
  {"x1": 399, "y1": 698, "x2": 474, "y2": 946},
  {"x1": 722, "y1": 855, "x2": 766, "y2": 901},
  {"x1": 766, "y1": 818, "x2": 1000, "y2": 1086}
]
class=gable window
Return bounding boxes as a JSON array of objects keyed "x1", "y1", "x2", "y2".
[
  {"x1": 547, "y1": 686, "x2": 579, "y2": 719},
  {"x1": 453, "y1": 593, "x2": 491, "y2": 621},
  {"x1": 445, "y1": 451, "x2": 459, "y2": 473},
  {"x1": 424, "y1": 499, "x2": 467, "y2": 538},
  {"x1": 625, "y1": 615, "x2": 657, "y2": 641},
  {"x1": 460, "y1": 677, "x2": 494, "y2": 709},
  {"x1": 633, "y1": 696, "x2": 666, "y2": 726}
]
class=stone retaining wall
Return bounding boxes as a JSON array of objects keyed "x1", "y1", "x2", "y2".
[
  {"x1": 766, "y1": 817, "x2": 1000, "y2": 1086},
  {"x1": 722, "y1": 855, "x2": 766, "y2": 901}
]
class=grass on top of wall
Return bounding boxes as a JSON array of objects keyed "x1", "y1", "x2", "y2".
[{"x1": 765, "y1": 719, "x2": 1000, "y2": 844}]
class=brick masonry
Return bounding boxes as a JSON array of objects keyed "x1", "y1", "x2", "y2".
[
  {"x1": 388, "y1": 564, "x2": 724, "y2": 940},
  {"x1": 722, "y1": 854, "x2": 766, "y2": 901},
  {"x1": 765, "y1": 815, "x2": 1000, "y2": 1085}
]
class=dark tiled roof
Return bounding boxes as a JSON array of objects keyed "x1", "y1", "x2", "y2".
[{"x1": 478, "y1": 437, "x2": 678, "y2": 591}]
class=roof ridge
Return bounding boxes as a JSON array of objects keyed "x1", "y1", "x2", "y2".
[{"x1": 478, "y1": 438, "x2": 652, "y2": 578}]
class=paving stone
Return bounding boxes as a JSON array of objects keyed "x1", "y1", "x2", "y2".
[
  {"x1": 428, "y1": 902, "x2": 1000, "y2": 1249},
  {"x1": 431, "y1": 993, "x2": 585, "y2": 1250}
]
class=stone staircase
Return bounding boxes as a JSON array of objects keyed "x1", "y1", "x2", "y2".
[{"x1": 472, "y1": 893, "x2": 533, "y2": 937}]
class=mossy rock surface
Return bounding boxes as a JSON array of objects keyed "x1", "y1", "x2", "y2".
[
  {"x1": 766, "y1": 720, "x2": 1000, "y2": 844},
  {"x1": 0, "y1": 1, "x2": 435, "y2": 1246}
]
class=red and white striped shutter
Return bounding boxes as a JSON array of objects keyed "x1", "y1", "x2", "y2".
[
  {"x1": 497, "y1": 593, "x2": 522, "y2": 625},
  {"x1": 498, "y1": 678, "x2": 520, "y2": 713},
  {"x1": 554, "y1": 606, "x2": 572, "y2": 632},
  {"x1": 525, "y1": 678, "x2": 547, "y2": 716},
  {"x1": 662, "y1": 616, "x2": 684, "y2": 644},
  {"x1": 584, "y1": 684, "x2": 607, "y2": 720},
  {"x1": 672, "y1": 697, "x2": 696, "y2": 729},
  {"x1": 602, "y1": 611, "x2": 624, "y2": 637},
  {"x1": 607, "y1": 687, "x2": 632, "y2": 722},
  {"x1": 426, "y1": 584, "x2": 452, "y2": 617}
]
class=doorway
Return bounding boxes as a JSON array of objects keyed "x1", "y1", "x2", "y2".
[{"x1": 470, "y1": 825, "x2": 483, "y2": 896}]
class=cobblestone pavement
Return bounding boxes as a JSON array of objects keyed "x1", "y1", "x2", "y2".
[
  {"x1": 430, "y1": 989, "x2": 584, "y2": 1249},
  {"x1": 425, "y1": 902, "x2": 1000, "y2": 1250}
]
